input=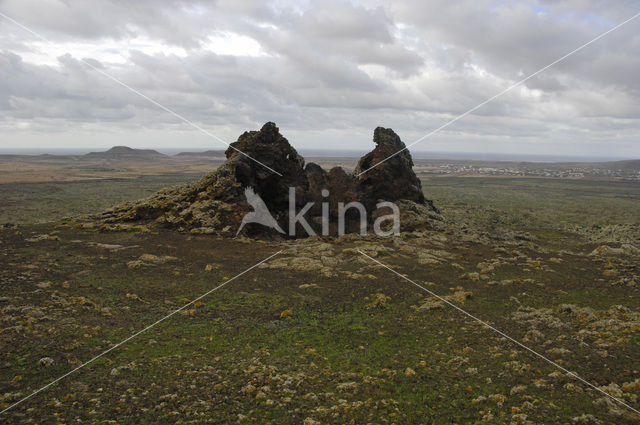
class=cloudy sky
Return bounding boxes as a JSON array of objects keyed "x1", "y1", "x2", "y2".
[{"x1": 0, "y1": 0, "x2": 639, "y2": 158}]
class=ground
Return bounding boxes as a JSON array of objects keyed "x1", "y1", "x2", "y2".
[{"x1": 0, "y1": 171, "x2": 639, "y2": 424}]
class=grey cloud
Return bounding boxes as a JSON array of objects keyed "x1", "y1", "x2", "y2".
[{"x1": 0, "y1": 0, "x2": 638, "y2": 157}]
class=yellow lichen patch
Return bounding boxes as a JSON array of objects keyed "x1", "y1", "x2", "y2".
[
  {"x1": 622, "y1": 379, "x2": 640, "y2": 393},
  {"x1": 417, "y1": 298, "x2": 444, "y2": 311},
  {"x1": 459, "y1": 272, "x2": 480, "y2": 281},
  {"x1": 449, "y1": 290, "x2": 472, "y2": 304},
  {"x1": 366, "y1": 293, "x2": 391, "y2": 309},
  {"x1": 139, "y1": 253, "x2": 178, "y2": 264},
  {"x1": 125, "y1": 293, "x2": 144, "y2": 303},
  {"x1": 127, "y1": 260, "x2": 144, "y2": 268},
  {"x1": 280, "y1": 309, "x2": 293, "y2": 319},
  {"x1": 204, "y1": 263, "x2": 220, "y2": 271}
]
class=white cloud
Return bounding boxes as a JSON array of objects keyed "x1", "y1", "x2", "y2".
[{"x1": 202, "y1": 33, "x2": 268, "y2": 57}]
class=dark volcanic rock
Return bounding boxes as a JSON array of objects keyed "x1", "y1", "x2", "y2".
[
  {"x1": 224, "y1": 122, "x2": 308, "y2": 214},
  {"x1": 355, "y1": 127, "x2": 438, "y2": 213},
  {"x1": 304, "y1": 164, "x2": 359, "y2": 217},
  {"x1": 97, "y1": 122, "x2": 439, "y2": 237},
  {"x1": 302, "y1": 164, "x2": 362, "y2": 235}
]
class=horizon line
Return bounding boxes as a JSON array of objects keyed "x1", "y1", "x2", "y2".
[{"x1": 0, "y1": 147, "x2": 636, "y2": 163}]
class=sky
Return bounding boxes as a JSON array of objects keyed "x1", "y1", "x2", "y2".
[{"x1": 0, "y1": 0, "x2": 639, "y2": 158}]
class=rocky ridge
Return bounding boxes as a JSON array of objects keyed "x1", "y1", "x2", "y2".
[{"x1": 97, "y1": 122, "x2": 440, "y2": 237}]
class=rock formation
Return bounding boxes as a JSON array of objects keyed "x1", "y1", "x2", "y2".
[
  {"x1": 354, "y1": 127, "x2": 439, "y2": 214},
  {"x1": 98, "y1": 122, "x2": 439, "y2": 237}
]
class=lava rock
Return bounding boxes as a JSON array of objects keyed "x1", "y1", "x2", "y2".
[
  {"x1": 96, "y1": 122, "x2": 439, "y2": 237},
  {"x1": 224, "y1": 121, "x2": 308, "y2": 214},
  {"x1": 355, "y1": 127, "x2": 437, "y2": 213}
]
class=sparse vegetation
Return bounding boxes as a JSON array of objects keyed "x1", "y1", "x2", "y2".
[
  {"x1": 0, "y1": 163, "x2": 638, "y2": 424},
  {"x1": 0, "y1": 174, "x2": 202, "y2": 224}
]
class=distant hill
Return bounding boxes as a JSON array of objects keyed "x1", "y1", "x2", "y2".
[
  {"x1": 85, "y1": 146, "x2": 166, "y2": 161},
  {"x1": 174, "y1": 150, "x2": 226, "y2": 157},
  {"x1": 608, "y1": 159, "x2": 640, "y2": 171}
]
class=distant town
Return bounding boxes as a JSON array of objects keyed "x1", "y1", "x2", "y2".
[{"x1": 416, "y1": 160, "x2": 640, "y2": 180}]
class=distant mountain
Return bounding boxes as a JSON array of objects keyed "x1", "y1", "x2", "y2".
[
  {"x1": 174, "y1": 150, "x2": 226, "y2": 157},
  {"x1": 85, "y1": 146, "x2": 166, "y2": 160}
]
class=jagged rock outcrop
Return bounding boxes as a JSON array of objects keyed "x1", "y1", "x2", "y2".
[
  {"x1": 97, "y1": 122, "x2": 439, "y2": 237},
  {"x1": 225, "y1": 122, "x2": 308, "y2": 213},
  {"x1": 355, "y1": 127, "x2": 439, "y2": 214}
]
